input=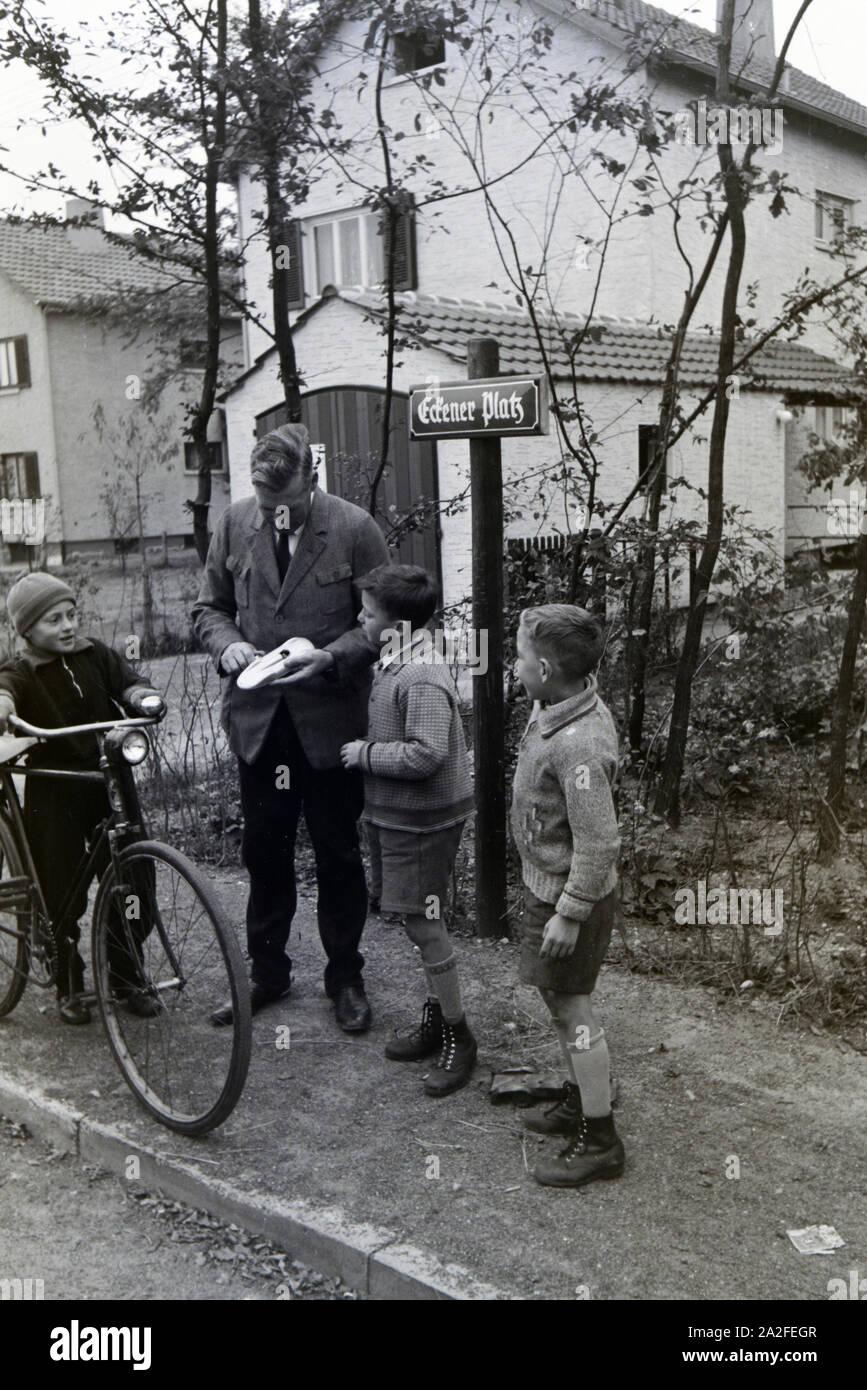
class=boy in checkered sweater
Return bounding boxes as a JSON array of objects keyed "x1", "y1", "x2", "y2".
[{"x1": 340, "y1": 565, "x2": 476, "y2": 1096}]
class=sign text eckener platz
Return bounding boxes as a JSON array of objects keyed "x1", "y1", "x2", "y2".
[{"x1": 409, "y1": 375, "x2": 547, "y2": 440}]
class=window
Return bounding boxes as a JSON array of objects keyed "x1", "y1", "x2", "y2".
[
  {"x1": 303, "y1": 203, "x2": 417, "y2": 298},
  {"x1": 0, "y1": 336, "x2": 30, "y2": 389},
  {"x1": 393, "y1": 28, "x2": 446, "y2": 75},
  {"x1": 310, "y1": 211, "x2": 384, "y2": 294},
  {"x1": 0, "y1": 453, "x2": 39, "y2": 498},
  {"x1": 815, "y1": 191, "x2": 855, "y2": 245},
  {"x1": 813, "y1": 405, "x2": 854, "y2": 439},
  {"x1": 638, "y1": 425, "x2": 666, "y2": 492},
  {"x1": 184, "y1": 441, "x2": 225, "y2": 474}
]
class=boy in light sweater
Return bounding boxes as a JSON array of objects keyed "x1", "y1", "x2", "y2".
[
  {"x1": 340, "y1": 564, "x2": 477, "y2": 1096},
  {"x1": 510, "y1": 604, "x2": 623, "y2": 1187}
]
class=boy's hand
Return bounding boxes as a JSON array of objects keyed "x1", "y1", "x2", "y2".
[
  {"x1": 129, "y1": 692, "x2": 166, "y2": 719},
  {"x1": 540, "y1": 912, "x2": 582, "y2": 960},
  {"x1": 340, "y1": 740, "x2": 365, "y2": 770},
  {"x1": 0, "y1": 695, "x2": 15, "y2": 735}
]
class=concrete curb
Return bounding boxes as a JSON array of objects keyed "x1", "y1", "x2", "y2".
[{"x1": 0, "y1": 1074, "x2": 512, "y2": 1301}]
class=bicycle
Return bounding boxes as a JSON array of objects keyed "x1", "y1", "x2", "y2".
[{"x1": 0, "y1": 705, "x2": 251, "y2": 1135}]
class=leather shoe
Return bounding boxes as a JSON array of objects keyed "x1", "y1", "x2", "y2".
[
  {"x1": 210, "y1": 981, "x2": 290, "y2": 1028},
  {"x1": 334, "y1": 982, "x2": 371, "y2": 1033}
]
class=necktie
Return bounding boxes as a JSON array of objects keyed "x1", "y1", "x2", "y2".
[{"x1": 275, "y1": 528, "x2": 290, "y2": 582}]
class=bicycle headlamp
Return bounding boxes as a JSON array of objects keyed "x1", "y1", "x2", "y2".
[
  {"x1": 120, "y1": 729, "x2": 149, "y2": 765},
  {"x1": 105, "y1": 727, "x2": 150, "y2": 765}
]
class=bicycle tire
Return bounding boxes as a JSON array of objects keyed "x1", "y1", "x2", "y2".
[
  {"x1": 0, "y1": 811, "x2": 31, "y2": 1018},
  {"x1": 91, "y1": 839, "x2": 251, "y2": 1135}
]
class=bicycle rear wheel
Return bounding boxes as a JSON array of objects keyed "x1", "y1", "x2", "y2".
[
  {"x1": 91, "y1": 839, "x2": 251, "y2": 1135},
  {"x1": 0, "y1": 812, "x2": 31, "y2": 1017}
]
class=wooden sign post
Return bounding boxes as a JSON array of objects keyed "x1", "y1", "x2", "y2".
[
  {"x1": 409, "y1": 345, "x2": 547, "y2": 939},
  {"x1": 467, "y1": 338, "x2": 506, "y2": 939}
]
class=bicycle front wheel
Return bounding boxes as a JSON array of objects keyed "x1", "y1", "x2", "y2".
[
  {"x1": 0, "y1": 811, "x2": 31, "y2": 1018},
  {"x1": 91, "y1": 840, "x2": 251, "y2": 1135}
]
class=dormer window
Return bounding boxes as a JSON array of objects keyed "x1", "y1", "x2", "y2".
[{"x1": 393, "y1": 28, "x2": 446, "y2": 75}]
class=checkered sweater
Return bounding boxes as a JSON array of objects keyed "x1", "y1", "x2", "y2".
[{"x1": 359, "y1": 656, "x2": 474, "y2": 831}]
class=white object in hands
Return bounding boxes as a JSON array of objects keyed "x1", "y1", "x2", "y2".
[{"x1": 236, "y1": 637, "x2": 316, "y2": 690}]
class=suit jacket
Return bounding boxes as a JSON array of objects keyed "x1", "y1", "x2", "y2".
[{"x1": 192, "y1": 488, "x2": 390, "y2": 767}]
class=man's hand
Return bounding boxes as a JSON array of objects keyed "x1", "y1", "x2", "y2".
[
  {"x1": 221, "y1": 642, "x2": 258, "y2": 675},
  {"x1": 270, "y1": 648, "x2": 335, "y2": 686},
  {"x1": 0, "y1": 695, "x2": 16, "y2": 735},
  {"x1": 540, "y1": 912, "x2": 582, "y2": 960},
  {"x1": 340, "y1": 739, "x2": 365, "y2": 770}
]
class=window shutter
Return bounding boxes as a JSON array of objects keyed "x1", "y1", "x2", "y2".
[
  {"x1": 388, "y1": 200, "x2": 417, "y2": 291},
  {"x1": 280, "y1": 220, "x2": 305, "y2": 310},
  {"x1": 13, "y1": 336, "x2": 30, "y2": 387},
  {"x1": 23, "y1": 453, "x2": 40, "y2": 495}
]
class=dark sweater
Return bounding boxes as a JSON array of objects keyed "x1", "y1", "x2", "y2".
[{"x1": 0, "y1": 636, "x2": 155, "y2": 768}]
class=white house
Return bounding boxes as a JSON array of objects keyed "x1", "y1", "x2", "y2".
[
  {"x1": 221, "y1": 0, "x2": 866, "y2": 608},
  {"x1": 0, "y1": 203, "x2": 239, "y2": 561}
]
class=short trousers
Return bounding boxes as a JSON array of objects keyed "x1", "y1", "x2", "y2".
[
  {"x1": 364, "y1": 820, "x2": 465, "y2": 918},
  {"x1": 518, "y1": 884, "x2": 618, "y2": 994}
]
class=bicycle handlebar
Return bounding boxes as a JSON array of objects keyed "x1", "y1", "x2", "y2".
[{"x1": 8, "y1": 714, "x2": 159, "y2": 738}]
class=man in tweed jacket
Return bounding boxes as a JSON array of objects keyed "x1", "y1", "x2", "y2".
[{"x1": 193, "y1": 424, "x2": 389, "y2": 1032}]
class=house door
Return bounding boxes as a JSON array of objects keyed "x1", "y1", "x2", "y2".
[{"x1": 255, "y1": 386, "x2": 441, "y2": 585}]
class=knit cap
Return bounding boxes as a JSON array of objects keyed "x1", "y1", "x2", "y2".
[{"x1": 6, "y1": 572, "x2": 76, "y2": 636}]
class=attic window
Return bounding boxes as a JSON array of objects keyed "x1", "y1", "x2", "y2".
[{"x1": 393, "y1": 28, "x2": 445, "y2": 75}]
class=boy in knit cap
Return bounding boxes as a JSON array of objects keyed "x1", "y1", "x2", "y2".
[
  {"x1": 0, "y1": 572, "x2": 165, "y2": 1024},
  {"x1": 511, "y1": 604, "x2": 623, "y2": 1187},
  {"x1": 340, "y1": 564, "x2": 477, "y2": 1096}
]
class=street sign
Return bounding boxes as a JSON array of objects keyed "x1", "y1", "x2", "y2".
[{"x1": 409, "y1": 374, "x2": 547, "y2": 440}]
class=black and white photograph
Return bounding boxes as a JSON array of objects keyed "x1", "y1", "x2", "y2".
[{"x1": 0, "y1": 0, "x2": 864, "y2": 1345}]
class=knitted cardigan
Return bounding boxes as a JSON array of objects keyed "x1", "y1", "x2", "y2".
[
  {"x1": 359, "y1": 654, "x2": 474, "y2": 831},
  {"x1": 510, "y1": 675, "x2": 620, "y2": 921}
]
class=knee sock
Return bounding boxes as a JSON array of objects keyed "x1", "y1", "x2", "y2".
[
  {"x1": 424, "y1": 951, "x2": 464, "y2": 1025},
  {"x1": 566, "y1": 1028, "x2": 611, "y2": 1118}
]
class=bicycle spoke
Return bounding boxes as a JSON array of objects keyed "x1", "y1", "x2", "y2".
[{"x1": 92, "y1": 841, "x2": 250, "y2": 1134}]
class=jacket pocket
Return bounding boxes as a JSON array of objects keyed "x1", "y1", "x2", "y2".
[{"x1": 316, "y1": 562, "x2": 353, "y2": 611}]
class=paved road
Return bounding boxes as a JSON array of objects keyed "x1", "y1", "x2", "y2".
[{"x1": 0, "y1": 1116, "x2": 356, "y2": 1302}]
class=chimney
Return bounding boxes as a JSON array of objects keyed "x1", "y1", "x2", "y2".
[
  {"x1": 65, "y1": 197, "x2": 105, "y2": 228},
  {"x1": 64, "y1": 197, "x2": 106, "y2": 250},
  {"x1": 717, "y1": 0, "x2": 776, "y2": 70}
]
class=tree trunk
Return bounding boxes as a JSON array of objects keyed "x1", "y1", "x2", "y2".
[
  {"x1": 818, "y1": 526, "x2": 867, "y2": 858},
  {"x1": 249, "y1": 0, "x2": 302, "y2": 421},
  {"x1": 654, "y1": 175, "x2": 747, "y2": 822},
  {"x1": 184, "y1": 0, "x2": 227, "y2": 563}
]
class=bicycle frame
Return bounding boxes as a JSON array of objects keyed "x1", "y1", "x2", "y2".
[{"x1": 0, "y1": 715, "x2": 158, "y2": 990}]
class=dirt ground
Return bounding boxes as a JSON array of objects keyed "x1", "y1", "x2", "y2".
[
  {"x1": 0, "y1": 1116, "x2": 356, "y2": 1300},
  {"x1": 0, "y1": 872, "x2": 864, "y2": 1301}
]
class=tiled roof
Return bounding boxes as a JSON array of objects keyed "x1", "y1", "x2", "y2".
[
  {"x1": 337, "y1": 288, "x2": 857, "y2": 399},
  {"x1": 573, "y1": 0, "x2": 867, "y2": 135},
  {"x1": 0, "y1": 219, "x2": 174, "y2": 310}
]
